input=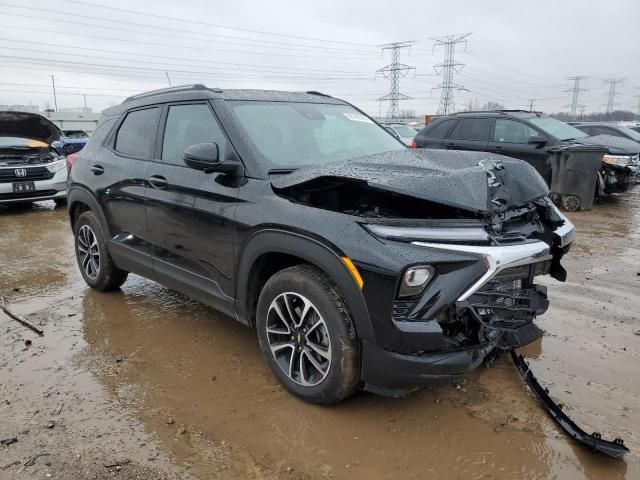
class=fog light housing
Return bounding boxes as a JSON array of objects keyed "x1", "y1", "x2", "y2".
[{"x1": 398, "y1": 265, "x2": 435, "y2": 298}]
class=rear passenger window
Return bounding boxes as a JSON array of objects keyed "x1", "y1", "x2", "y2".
[
  {"x1": 494, "y1": 119, "x2": 539, "y2": 143},
  {"x1": 425, "y1": 119, "x2": 457, "y2": 138},
  {"x1": 115, "y1": 107, "x2": 160, "y2": 158},
  {"x1": 161, "y1": 104, "x2": 226, "y2": 166},
  {"x1": 450, "y1": 118, "x2": 491, "y2": 141}
]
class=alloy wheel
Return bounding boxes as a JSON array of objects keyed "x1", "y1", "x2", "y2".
[
  {"x1": 266, "y1": 292, "x2": 332, "y2": 386},
  {"x1": 77, "y1": 224, "x2": 101, "y2": 280}
]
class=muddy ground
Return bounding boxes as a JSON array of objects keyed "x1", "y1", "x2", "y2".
[{"x1": 1, "y1": 189, "x2": 639, "y2": 480}]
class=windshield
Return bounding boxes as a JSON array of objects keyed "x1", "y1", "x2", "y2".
[
  {"x1": 230, "y1": 101, "x2": 405, "y2": 167},
  {"x1": 390, "y1": 125, "x2": 417, "y2": 138},
  {"x1": 528, "y1": 117, "x2": 588, "y2": 141},
  {"x1": 616, "y1": 126, "x2": 640, "y2": 142}
]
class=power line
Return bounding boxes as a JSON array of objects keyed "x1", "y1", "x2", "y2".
[
  {"x1": 375, "y1": 41, "x2": 415, "y2": 119},
  {"x1": 0, "y1": 10, "x2": 377, "y2": 57},
  {"x1": 564, "y1": 76, "x2": 589, "y2": 116},
  {"x1": 57, "y1": 0, "x2": 377, "y2": 48},
  {"x1": 431, "y1": 33, "x2": 471, "y2": 114},
  {"x1": 602, "y1": 78, "x2": 625, "y2": 113},
  {"x1": 0, "y1": 42, "x2": 373, "y2": 76}
]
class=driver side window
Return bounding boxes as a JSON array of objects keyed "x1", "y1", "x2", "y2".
[
  {"x1": 494, "y1": 119, "x2": 539, "y2": 144},
  {"x1": 161, "y1": 104, "x2": 226, "y2": 166}
]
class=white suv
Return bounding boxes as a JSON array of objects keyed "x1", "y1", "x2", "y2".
[{"x1": 0, "y1": 111, "x2": 68, "y2": 205}]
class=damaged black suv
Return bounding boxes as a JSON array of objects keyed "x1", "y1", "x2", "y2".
[{"x1": 67, "y1": 85, "x2": 575, "y2": 404}]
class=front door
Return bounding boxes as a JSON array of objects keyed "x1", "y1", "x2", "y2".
[
  {"x1": 487, "y1": 118, "x2": 552, "y2": 184},
  {"x1": 145, "y1": 102, "x2": 239, "y2": 315}
]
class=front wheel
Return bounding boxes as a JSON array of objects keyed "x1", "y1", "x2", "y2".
[
  {"x1": 256, "y1": 265, "x2": 360, "y2": 404},
  {"x1": 74, "y1": 211, "x2": 128, "y2": 291}
]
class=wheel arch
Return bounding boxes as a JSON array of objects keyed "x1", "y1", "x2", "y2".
[
  {"x1": 67, "y1": 186, "x2": 111, "y2": 237},
  {"x1": 236, "y1": 229, "x2": 374, "y2": 341}
]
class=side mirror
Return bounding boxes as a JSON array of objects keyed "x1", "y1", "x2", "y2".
[
  {"x1": 527, "y1": 135, "x2": 547, "y2": 146},
  {"x1": 183, "y1": 143, "x2": 239, "y2": 174}
]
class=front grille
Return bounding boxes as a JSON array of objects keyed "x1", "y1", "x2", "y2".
[
  {"x1": 0, "y1": 189, "x2": 58, "y2": 200},
  {"x1": 493, "y1": 260, "x2": 550, "y2": 282},
  {"x1": 0, "y1": 166, "x2": 54, "y2": 183}
]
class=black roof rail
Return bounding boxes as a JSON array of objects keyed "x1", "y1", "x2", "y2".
[
  {"x1": 306, "y1": 90, "x2": 333, "y2": 98},
  {"x1": 451, "y1": 109, "x2": 543, "y2": 116},
  {"x1": 124, "y1": 84, "x2": 216, "y2": 103}
]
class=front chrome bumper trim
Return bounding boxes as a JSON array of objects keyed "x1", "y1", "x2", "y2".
[{"x1": 412, "y1": 216, "x2": 575, "y2": 302}]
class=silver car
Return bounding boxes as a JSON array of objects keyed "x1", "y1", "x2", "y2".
[{"x1": 0, "y1": 111, "x2": 67, "y2": 205}]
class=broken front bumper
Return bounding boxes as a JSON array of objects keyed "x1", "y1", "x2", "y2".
[
  {"x1": 358, "y1": 210, "x2": 575, "y2": 392},
  {"x1": 511, "y1": 351, "x2": 629, "y2": 458}
]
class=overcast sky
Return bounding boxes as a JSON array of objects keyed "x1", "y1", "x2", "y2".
[{"x1": 0, "y1": 0, "x2": 638, "y2": 116}]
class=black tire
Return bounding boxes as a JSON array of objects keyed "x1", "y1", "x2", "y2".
[
  {"x1": 74, "y1": 211, "x2": 128, "y2": 291},
  {"x1": 256, "y1": 265, "x2": 360, "y2": 404}
]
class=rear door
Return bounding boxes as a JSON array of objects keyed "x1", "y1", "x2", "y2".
[
  {"x1": 444, "y1": 117, "x2": 493, "y2": 151},
  {"x1": 487, "y1": 118, "x2": 552, "y2": 183},
  {"x1": 145, "y1": 101, "x2": 239, "y2": 313},
  {"x1": 92, "y1": 106, "x2": 161, "y2": 277}
]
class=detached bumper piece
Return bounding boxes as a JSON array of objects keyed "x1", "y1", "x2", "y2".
[{"x1": 510, "y1": 351, "x2": 629, "y2": 458}]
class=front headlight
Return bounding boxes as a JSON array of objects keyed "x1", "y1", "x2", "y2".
[
  {"x1": 45, "y1": 157, "x2": 67, "y2": 173},
  {"x1": 398, "y1": 265, "x2": 435, "y2": 298},
  {"x1": 602, "y1": 154, "x2": 633, "y2": 167},
  {"x1": 363, "y1": 224, "x2": 490, "y2": 243}
]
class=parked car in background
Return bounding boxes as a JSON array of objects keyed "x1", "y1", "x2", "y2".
[
  {"x1": 573, "y1": 122, "x2": 640, "y2": 144},
  {"x1": 382, "y1": 122, "x2": 417, "y2": 146},
  {"x1": 53, "y1": 129, "x2": 89, "y2": 156},
  {"x1": 0, "y1": 111, "x2": 67, "y2": 206},
  {"x1": 413, "y1": 110, "x2": 637, "y2": 196},
  {"x1": 67, "y1": 85, "x2": 574, "y2": 404}
]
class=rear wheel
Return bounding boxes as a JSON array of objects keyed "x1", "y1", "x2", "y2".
[
  {"x1": 74, "y1": 211, "x2": 128, "y2": 291},
  {"x1": 256, "y1": 265, "x2": 360, "y2": 404}
]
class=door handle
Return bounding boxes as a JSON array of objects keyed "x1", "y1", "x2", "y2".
[
  {"x1": 90, "y1": 165, "x2": 104, "y2": 175},
  {"x1": 148, "y1": 175, "x2": 168, "y2": 189},
  {"x1": 446, "y1": 142, "x2": 457, "y2": 148}
]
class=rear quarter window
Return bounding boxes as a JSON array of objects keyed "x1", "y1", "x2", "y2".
[
  {"x1": 424, "y1": 119, "x2": 457, "y2": 138},
  {"x1": 114, "y1": 107, "x2": 161, "y2": 158}
]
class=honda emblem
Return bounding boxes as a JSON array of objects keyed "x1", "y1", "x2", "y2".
[{"x1": 14, "y1": 168, "x2": 27, "y2": 178}]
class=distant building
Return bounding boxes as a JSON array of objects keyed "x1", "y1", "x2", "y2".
[
  {"x1": 43, "y1": 109, "x2": 101, "y2": 134},
  {"x1": 0, "y1": 104, "x2": 41, "y2": 113}
]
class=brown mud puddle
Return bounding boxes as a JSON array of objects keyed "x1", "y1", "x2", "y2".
[{"x1": 1, "y1": 190, "x2": 639, "y2": 479}]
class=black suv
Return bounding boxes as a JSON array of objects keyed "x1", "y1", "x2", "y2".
[
  {"x1": 414, "y1": 110, "x2": 637, "y2": 194},
  {"x1": 68, "y1": 85, "x2": 574, "y2": 404}
]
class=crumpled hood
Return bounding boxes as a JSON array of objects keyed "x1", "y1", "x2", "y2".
[
  {"x1": 271, "y1": 149, "x2": 549, "y2": 214},
  {"x1": 0, "y1": 111, "x2": 61, "y2": 145},
  {"x1": 574, "y1": 134, "x2": 640, "y2": 155}
]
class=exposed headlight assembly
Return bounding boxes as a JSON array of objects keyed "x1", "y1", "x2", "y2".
[
  {"x1": 398, "y1": 265, "x2": 435, "y2": 298},
  {"x1": 363, "y1": 224, "x2": 489, "y2": 243},
  {"x1": 602, "y1": 154, "x2": 633, "y2": 167}
]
